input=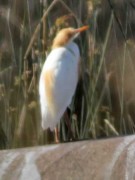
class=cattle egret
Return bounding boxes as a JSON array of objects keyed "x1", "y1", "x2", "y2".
[{"x1": 39, "y1": 25, "x2": 89, "y2": 138}]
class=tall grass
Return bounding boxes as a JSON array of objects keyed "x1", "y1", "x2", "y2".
[{"x1": 0, "y1": 0, "x2": 135, "y2": 149}]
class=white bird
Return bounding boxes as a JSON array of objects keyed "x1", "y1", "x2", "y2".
[{"x1": 39, "y1": 26, "x2": 89, "y2": 133}]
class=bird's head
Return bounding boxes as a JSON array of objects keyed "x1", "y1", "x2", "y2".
[{"x1": 52, "y1": 25, "x2": 89, "y2": 49}]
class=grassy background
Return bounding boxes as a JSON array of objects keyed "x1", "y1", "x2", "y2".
[{"x1": 0, "y1": 0, "x2": 135, "y2": 149}]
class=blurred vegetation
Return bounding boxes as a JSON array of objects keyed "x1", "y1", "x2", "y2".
[{"x1": 0, "y1": 0, "x2": 135, "y2": 149}]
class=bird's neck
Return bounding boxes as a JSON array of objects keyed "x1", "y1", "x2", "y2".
[
  {"x1": 65, "y1": 41, "x2": 80, "y2": 58},
  {"x1": 52, "y1": 41, "x2": 80, "y2": 59}
]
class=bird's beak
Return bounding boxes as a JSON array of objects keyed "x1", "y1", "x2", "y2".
[
  {"x1": 75, "y1": 25, "x2": 89, "y2": 33},
  {"x1": 72, "y1": 25, "x2": 89, "y2": 40}
]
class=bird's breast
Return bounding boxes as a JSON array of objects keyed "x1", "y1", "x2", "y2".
[
  {"x1": 44, "y1": 43, "x2": 80, "y2": 69},
  {"x1": 40, "y1": 43, "x2": 80, "y2": 114}
]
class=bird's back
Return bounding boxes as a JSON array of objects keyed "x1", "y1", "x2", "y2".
[{"x1": 39, "y1": 42, "x2": 80, "y2": 130}]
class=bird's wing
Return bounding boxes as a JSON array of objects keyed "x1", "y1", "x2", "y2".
[
  {"x1": 43, "y1": 68, "x2": 55, "y2": 112},
  {"x1": 39, "y1": 47, "x2": 79, "y2": 130},
  {"x1": 39, "y1": 67, "x2": 57, "y2": 130}
]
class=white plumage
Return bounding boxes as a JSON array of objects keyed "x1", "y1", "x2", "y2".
[{"x1": 39, "y1": 26, "x2": 88, "y2": 131}]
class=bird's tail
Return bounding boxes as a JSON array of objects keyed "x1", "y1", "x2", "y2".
[{"x1": 41, "y1": 106, "x2": 61, "y2": 131}]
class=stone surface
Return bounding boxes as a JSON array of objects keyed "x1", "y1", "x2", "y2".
[{"x1": 0, "y1": 135, "x2": 135, "y2": 180}]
